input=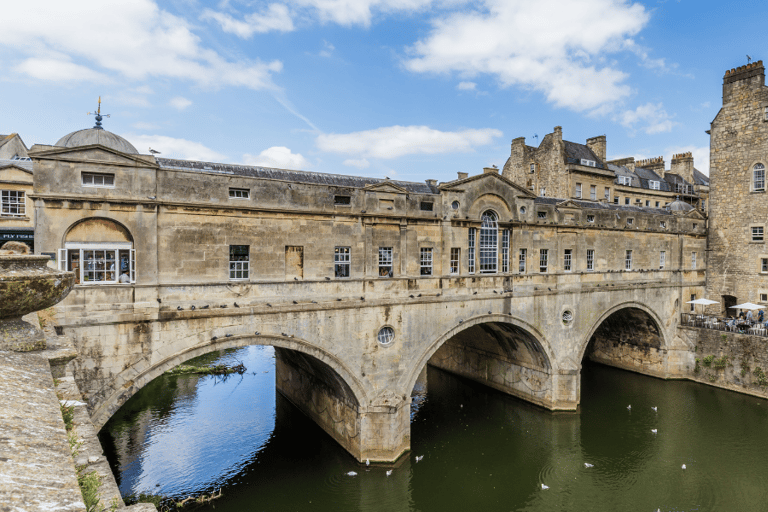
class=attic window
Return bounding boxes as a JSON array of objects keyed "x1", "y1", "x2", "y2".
[
  {"x1": 649, "y1": 180, "x2": 660, "y2": 190},
  {"x1": 627, "y1": 218, "x2": 634, "y2": 226},
  {"x1": 580, "y1": 159, "x2": 596, "y2": 167},
  {"x1": 420, "y1": 201, "x2": 434, "y2": 211},
  {"x1": 537, "y1": 211, "x2": 547, "y2": 219},
  {"x1": 618, "y1": 176, "x2": 632, "y2": 186},
  {"x1": 82, "y1": 172, "x2": 114, "y2": 188},
  {"x1": 660, "y1": 221, "x2": 666, "y2": 228},
  {"x1": 587, "y1": 215, "x2": 595, "y2": 223},
  {"x1": 334, "y1": 195, "x2": 351, "y2": 205},
  {"x1": 229, "y1": 188, "x2": 249, "y2": 199}
]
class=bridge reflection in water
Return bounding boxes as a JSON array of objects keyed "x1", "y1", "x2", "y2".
[{"x1": 100, "y1": 344, "x2": 768, "y2": 512}]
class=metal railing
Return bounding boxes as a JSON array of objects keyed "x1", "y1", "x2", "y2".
[{"x1": 681, "y1": 313, "x2": 768, "y2": 337}]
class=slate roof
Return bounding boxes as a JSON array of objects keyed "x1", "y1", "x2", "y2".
[
  {"x1": 564, "y1": 141, "x2": 604, "y2": 167},
  {"x1": 0, "y1": 159, "x2": 33, "y2": 171},
  {"x1": 692, "y1": 168, "x2": 709, "y2": 186},
  {"x1": 157, "y1": 158, "x2": 440, "y2": 194},
  {"x1": 534, "y1": 196, "x2": 672, "y2": 215},
  {"x1": 633, "y1": 166, "x2": 672, "y2": 192}
]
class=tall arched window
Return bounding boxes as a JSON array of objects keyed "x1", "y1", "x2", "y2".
[
  {"x1": 479, "y1": 210, "x2": 498, "y2": 273},
  {"x1": 754, "y1": 163, "x2": 765, "y2": 192}
]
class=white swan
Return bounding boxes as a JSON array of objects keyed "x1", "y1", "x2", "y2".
[
  {"x1": 386, "y1": 470, "x2": 393, "y2": 476},
  {"x1": 584, "y1": 463, "x2": 594, "y2": 468},
  {"x1": 627, "y1": 405, "x2": 632, "y2": 410},
  {"x1": 651, "y1": 429, "x2": 657, "y2": 433},
  {"x1": 347, "y1": 471, "x2": 357, "y2": 476},
  {"x1": 541, "y1": 484, "x2": 549, "y2": 490}
]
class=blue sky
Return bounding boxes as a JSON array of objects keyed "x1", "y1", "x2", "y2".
[{"x1": 1, "y1": 0, "x2": 765, "y2": 183}]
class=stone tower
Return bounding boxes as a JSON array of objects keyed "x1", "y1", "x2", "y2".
[{"x1": 707, "y1": 60, "x2": 768, "y2": 313}]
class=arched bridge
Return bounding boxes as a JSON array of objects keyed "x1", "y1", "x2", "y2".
[{"x1": 57, "y1": 271, "x2": 699, "y2": 462}]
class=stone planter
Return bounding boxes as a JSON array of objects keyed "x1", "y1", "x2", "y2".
[{"x1": 0, "y1": 255, "x2": 75, "y2": 351}]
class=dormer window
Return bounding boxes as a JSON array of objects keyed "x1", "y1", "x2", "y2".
[
  {"x1": 580, "y1": 159, "x2": 596, "y2": 167},
  {"x1": 618, "y1": 176, "x2": 632, "y2": 186},
  {"x1": 649, "y1": 180, "x2": 660, "y2": 190}
]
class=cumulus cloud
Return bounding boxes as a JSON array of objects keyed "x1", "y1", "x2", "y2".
[
  {"x1": 1, "y1": 0, "x2": 282, "y2": 90},
  {"x1": 127, "y1": 134, "x2": 227, "y2": 161},
  {"x1": 317, "y1": 125, "x2": 502, "y2": 159},
  {"x1": 169, "y1": 97, "x2": 193, "y2": 110},
  {"x1": 457, "y1": 81, "x2": 476, "y2": 91},
  {"x1": 292, "y1": 0, "x2": 436, "y2": 27},
  {"x1": 616, "y1": 102, "x2": 677, "y2": 135},
  {"x1": 404, "y1": 0, "x2": 649, "y2": 112},
  {"x1": 243, "y1": 146, "x2": 310, "y2": 169},
  {"x1": 201, "y1": 3, "x2": 294, "y2": 37},
  {"x1": 343, "y1": 158, "x2": 370, "y2": 169}
]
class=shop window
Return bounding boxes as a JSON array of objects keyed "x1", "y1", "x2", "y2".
[{"x1": 59, "y1": 243, "x2": 135, "y2": 285}]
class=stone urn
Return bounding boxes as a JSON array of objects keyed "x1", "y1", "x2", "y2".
[{"x1": 0, "y1": 254, "x2": 75, "y2": 351}]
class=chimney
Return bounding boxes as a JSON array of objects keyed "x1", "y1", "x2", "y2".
[
  {"x1": 553, "y1": 126, "x2": 563, "y2": 141},
  {"x1": 670, "y1": 152, "x2": 694, "y2": 183},
  {"x1": 457, "y1": 172, "x2": 468, "y2": 180},
  {"x1": 586, "y1": 135, "x2": 606, "y2": 162},
  {"x1": 607, "y1": 156, "x2": 635, "y2": 173},
  {"x1": 483, "y1": 166, "x2": 499, "y2": 174},
  {"x1": 723, "y1": 60, "x2": 765, "y2": 104},
  {"x1": 426, "y1": 179, "x2": 438, "y2": 187},
  {"x1": 636, "y1": 156, "x2": 666, "y2": 178}
]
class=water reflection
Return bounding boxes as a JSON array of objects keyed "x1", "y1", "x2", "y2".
[{"x1": 101, "y1": 348, "x2": 768, "y2": 512}]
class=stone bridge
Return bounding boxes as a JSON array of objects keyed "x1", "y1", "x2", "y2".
[{"x1": 56, "y1": 269, "x2": 702, "y2": 463}]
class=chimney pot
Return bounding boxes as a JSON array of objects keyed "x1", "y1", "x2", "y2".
[{"x1": 457, "y1": 172, "x2": 468, "y2": 180}]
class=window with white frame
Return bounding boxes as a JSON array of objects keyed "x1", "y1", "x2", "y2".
[
  {"x1": 575, "y1": 183, "x2": 582, "y2": 198},
  {"x1": 539, "y1": 249, "x2": 548, "y2": 273},
  {"x1": 649, "y1": 180, "x2": 660, "y2": 190},
  {"x1": 590, "y1": 185, "x2": 596, "y2": 200},
  {"x1": 627, "y1": 218, "x2": 634, "y2": 226},
  {"x1": 618, "y1": 176, "x2": 632, "y2": 186},
  {"x1": 563, "y1": 249, "x2": 572, "y2": 272},
  {"x1": 753, "y1": 226, "x2": 764, "y2": 242},
  {"x1": 479, "y1": 211, "x2": 498, "y2": 273},
  {"x1": 229, "y1": 188, "x2": 249, "y2": 199},
  {"x1": 450, "y1": 248, "x2": 460, "y2": 274},
  {"x1": 519, "y1": 248, "x2": 527, "y2": 273},
  {"x1": 468, "y1": 228, "x2": 476, "y2": 274},
  {"x1": 1, "y1": 190, "x2": 25, "y2": 216},
  {"x1": 378, "y1": 247, "x2": 393, "y2": 277},
  {"x1": 229, "y1": 245, "x2": 249, "y2": 280},
  {"x1": 754, "y1": 164, "x2": 765, "y2": 191},
  {"x1": 59, "y1": 243, "x2": 135, "y2": 285},
  {"x1": 81, "y1": 172, "x2": 114, "y2": 188},
  {"x1": 655, "y1": 201, "x2": 660, "y2": 208},
  {"x1": 334, "y1": 246, "x2": 350, "y2": 278},
  {"x1": 691, "y1": 251, "x2": 697, "y2": 269},
  {"x1": 530, "y1": 163, "x2": 536, "y2": 173},
  {"x1": 537, "y1": 211, "x2": 547, "y2": 219},
  {"x1": 660, "y1": 251, "x2": 666, "y2": 269},
  {"x1": 580, "y1": 159, "x2": 596, "y2": 167},
  {"x1": 625, "y1": 250, "x2": 633, "y2": 270},
  {"x1": 539, "y1": 187, "x2": 546, "y2": 197},
  {"x1": 586, "y1": 249, "x2": 594, "y2": 271},
  {"x1": 701, "y1": 200, "x2": 706, "y2": 211},
  {"x1": 625, "y1": 197, "x2": 630, "y2": 205},
  {"x1": 501, "y1": 229, "x2": 510, "y2": 273},
  {"x1": 605, "y1": 187, "x2": 610, "y2": 200},
  {"x1": 420, "y1": 248, "x2": 433, "y2": 276},
  {"x1": 763, "y1": 257, "x2": 768, "y2": 273}
]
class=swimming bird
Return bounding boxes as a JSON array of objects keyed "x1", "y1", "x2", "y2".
[
  {"x1": 386, "y1": 470, "x2": 392, "y2": 476},
  {"x1": 627, "y1": 405, "x2": 631, "y2": 410},
  {"x1": 346, "y1": 471, "x2": 357, "y2": 476},
  {"x1": 652, "y1": 406, "x2": 657, "y2": 412},
  {"x1": 584, "y1": 463, "x2": 594, "y2": 468},
  {"x1": 651, "y1": 429, "x2": 657, "y2": 433},
  {"x1": 682, "y1": 464, "x2": 686, "y2": 469},
  {"x1": 366, "y1": 459, "x2": 370, "y2": 467},
  {"x1": 541, "y1": 484, "x2": 549, "y2": 490},
  {"x1": 415, "y1": 455, "x2": 423, "y2": 462}
]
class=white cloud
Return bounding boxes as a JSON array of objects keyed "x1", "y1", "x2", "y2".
[
  {"x1": 292, "y1": 0, "x2": 435, "y2": 27},
  {"x1": 617, "y1": 102, "x2": 677, "y2": 134},
  {"x1": 201, "y1": 3, "x2": 294, "y2": 37},
  {"x1": 666, "y1": 145, "x2": 710, "y2": 176},
  {"x1": 403, "y1": 0, "x2": 650, "y2": 112},
  {"x1": 317, "y1": 125, "x2": 502, "y2": 158},
  {"x1": 169, "y1": 97, "x2": 192, "y2": 110},
  {"x1": 1, "y1": 0, "x2": 282, "y2": 90},
  {"x1": 127, "y1": 134, "x2": 227, "y2": 161},
  {"x1": 319, "y1": 40, "x2": 335, "y2": 58},
  {"x1": 243, "y1": 146, "x2": 310, "y2": 169},
  {"x1": 343, "y1": 158, "x2": 370, "y2": 169},
  {"x1": 457, "y1": 81, "x2": 476, "y2": 91}
]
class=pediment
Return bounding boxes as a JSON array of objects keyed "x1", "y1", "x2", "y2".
[
  {"x1": 682, "y1": 208, "x2": 706, "y2": 220},
  {"x1": 0, "y1": 163, "x2": 33, "y2": 177},
  {"x1": 555, "y1": 199, "x2": 584, "y2": 210},
  {"x1": 440, "y1": 171, "x2": 536, "y2": 198},
  {"x1": 363, "y1": 181, "x2": 408, "y2": 194},
  {"x1": 28, "y1": 144, "x2": 157, "y2": 168}
]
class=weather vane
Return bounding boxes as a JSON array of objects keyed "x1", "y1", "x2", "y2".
[{"x1": 87, "y1": 96, "x2": 110, "y2": 129}]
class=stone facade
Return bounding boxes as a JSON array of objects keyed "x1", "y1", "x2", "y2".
[
  {"x1": 707, "y1": 60, "x2": 768, "y2": 313},
  {"x1": 0, "y1": 134, "x2": 34, "y2": 250}
]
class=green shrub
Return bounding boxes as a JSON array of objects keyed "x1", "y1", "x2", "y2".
[
  {"x1": 754, "y1": 367, "x2": 768, "y2": 386},
  {"x1": 694, "y1": 358, "x2": 701, "y2": 374},
  {"x1": 713, "y1": 356, "x2": 728, "y2": 369},
  {"x1": 703, "y1": 355, "x2": 714, "y2": 367}
]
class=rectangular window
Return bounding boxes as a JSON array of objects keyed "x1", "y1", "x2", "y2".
[
  {"x1": 755, "y1": 166, "x2": 765, "y2": 191},
  {"x1": 539, "y1": 187, "x2": 546, "y2": 197},
  {"x1": 590, "y1": 185, "x2": 596, "y2": 200},
  {"x1": 586, "y1": 249, "x2": 594, "y2": 271},
  {"x1": 604, "y1": 187, "x2": 610, "y2": 200},
  {"x1": 229, "y1": 245, "x2": 249, "y2": 280},
  {"x1": 530, "y1": 163, "x2": 536, "y2": 173},
  {"x1": 0, "y1": 190, "x2": 25, "y2": 216},
  {"x1": 690, "y1": 294, "x2": 696, "y2": 312},
  {"x1": 519, "y1": 248, "x2": 527, "y2": 273},
  {"x1": 81, "y1": 172, "x2": 114, "y2": 188},
  {"x1": 334, "y1": 247, "x2": 350, "y2": 278},
  {"x1": 563, "y1": 249, "x2": 572, "y2": 272},
  {"x1": 420, "y1": 201, "x2": 434, "y2": 211},
  {"x1": 575, "y1": 183, "x2": 582, "y2": 198},
  {"x1": 762, "y1": 293, "x2": 768, "y2": 302},
  {"x1": 580, "y1": 159, "x2": 596, "y2": 167},
  {"x1": 378, "y1": 247, "x2": 393, "y2": 277},
  {"x1": 614, "y1": 196, "x2": 619, "y2": 204},
  {"x1": 701, "y1": 200, "x2": 706, "y2": 211},
  {"x1": 624, "y1": 197, "x2": 630, "y2": 205},
  {"x1": 763, "y1": 258, "x2": 768, "y2": 273},
  {"x1": 627, "y1": 218, "x2": 634, "y2": 225},
  {"x1": 334, "y1": 195, "x2": 351, "y2": 205},
  {"x1": 649, "y1": 180, "x2": 660, "y2": 190},
  {"x1": 60, "y1": 244, "x2": 134, "y2": 285},
  {"x1": 655, "y1": 201, "x2": 660, "y2": 208},
  {"x1": 468, "y1": 228, "x2": 476, "y2": 274},
  {"x1": 752, "y1": 226, "x2": 764, "y2": 241},
  {"x1": 625, "y1": 250, "x2": 632, "y2": 270},
  {"x1": 660, "y1": 251, "x2": 666, "y2": 269},
  {"x1": 645, "y1": 200, "x2": 650, "y2": 207},
  {"x1": 229, "y1": 188, "x2": 249, "y2": 199},
  {"x1": 660, "y1": 221, "x2": 666, "y2": 228},
  {"x1": 537, "y1": 211, "x2": 547, "y2": 219},
  {"x1": 420, "y1": 248, "x2": 433, "y2": 276},
  {"x1": 539, "y1": 249, "x2": 548, "y2": 273},
  {"x1": 618, "y1": 176, "x2": 632, "y2": 186},
  {"x1": 691, "y1": 252, "x2": 697, "y2": 270},
  {"x1": 501, "y1": 229, "x2": 510, "y2": 273},
  {"x1": 587, "y1": 215, "x2": 595, "y2": 223},
  {"x1": 450, "y1": 248, "x2": 460, "y2": 274}
]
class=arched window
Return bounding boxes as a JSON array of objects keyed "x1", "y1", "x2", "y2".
[
  {"x1": 754, "y1": 163, "x2": 765, "y2": 192},
  {"x1": 479, "y1": 210, "x2": 498, "y2": 273},
  {"x1": 58, "y1": 218, "x2": 135, "y2": 285}
]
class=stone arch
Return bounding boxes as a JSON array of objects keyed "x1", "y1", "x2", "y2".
[
  {"x1": 91, "y1": 333, "x2": 367, "y2": 430},
  {"x1": 400, "y1": 313, "x2": 556, "y2": 399},
  {"x1": 468, "y1": 193, "x2": 512, "y2": 219},
  {"x1": 63, "y1": 216, "x2": 133, "y2": 246}
]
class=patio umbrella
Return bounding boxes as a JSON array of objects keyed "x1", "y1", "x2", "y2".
[
  {"x1": 686, "y1": 298, "x2": 719, "y2": 316},
  {"x1": 730, "y1": 302, "x2": 766, "y2": 310}
]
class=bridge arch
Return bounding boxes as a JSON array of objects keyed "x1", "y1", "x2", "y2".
[
  {"x1": 91, "y1": 333, "x2": 368, "y2": 430},
  {"x1": 401, "y1": 314, "x2": 558, "y2": 409}
]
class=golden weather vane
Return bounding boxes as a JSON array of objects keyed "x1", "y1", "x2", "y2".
[{"x1": 87, "y1": 96, "x2": 110, "y2": 129}]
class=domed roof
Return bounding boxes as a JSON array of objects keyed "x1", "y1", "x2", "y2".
[
  {"x1": 55, "y1": 128, "x2": 138, "y2": 154},
  {"x1": 667, "y1": 198, "x2": 694, "y2": 212}
]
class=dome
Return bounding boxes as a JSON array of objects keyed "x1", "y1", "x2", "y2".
[
  {"x1": 667, "y1": 198, "x2": 694, "y2": 212},
  {"x1": 55, "y1": 128, "x2": 138, "y2": 155}
]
